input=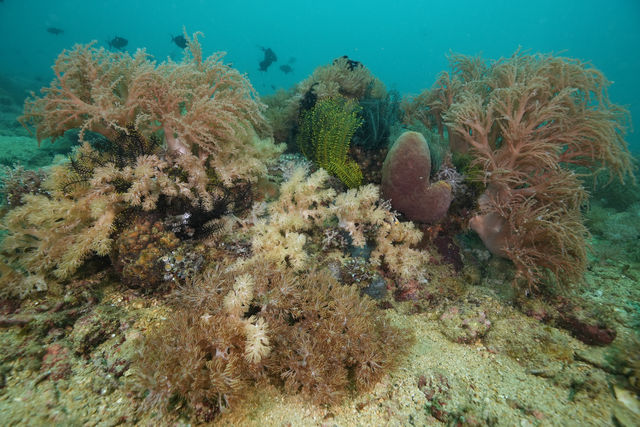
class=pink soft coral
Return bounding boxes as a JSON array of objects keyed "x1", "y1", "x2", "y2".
[
  {"x1": 20, "y1": 32, "x2": 281, "y2": 185},
  {"x1": 433, "y1": 52, "x2": 634, "y2": 288}
]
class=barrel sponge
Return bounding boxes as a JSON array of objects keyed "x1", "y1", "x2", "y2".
[{"x1": 381, "y1": 131, "x2": 452, "y2": 223}]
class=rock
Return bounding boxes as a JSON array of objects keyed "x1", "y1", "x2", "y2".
[
  {"x1": 614, "y1": 385, "x2": 640, "y2": 417},
  {"x1": 394, "y1": 279, "x2": 421, "y2": 301},
  {"x1": 381, "y1": 131, "x2": 453, "y2": 223},
  {"x1": 41, "y1": 344, "x2": 72, "y2": 380},
  {"x1": 556, "y1": 313, "x2": 617, "y2": 346},
  {"x1": 613, "y1": 402, "x2": 640, "y2": 426},
  {"x1": 574, "y1": 349, "x2": 615, "y2": 373},
  {"x1": 70, "y1": 306, "x2": 120, "y2": 356},
  {"x1": 361, "y1": 274, "x2": 387, "y2": 299},
  {"x1": 439, "y1": 306, "x2": 492, "y2": 344}
]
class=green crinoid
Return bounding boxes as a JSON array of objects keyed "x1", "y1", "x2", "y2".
[{"x1": 297, "y1": 97, "x2": 363, "y2": 188}]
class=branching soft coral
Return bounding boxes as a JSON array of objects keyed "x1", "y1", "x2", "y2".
[
  {"x1": 1, "y1": 193, "x2": 114, "y2": 279},
  {"x1": 297, "y1": 56, "x2": 386, "y2": 101},
  {"x1": 248, "y1": 167, "x2": 428, "y2": 279},
  {"x1": 438, "y1": 52, "x2": 635, "y2": 288},
  {"x1": 333, "y1": 184, "x2": 428, "y2": 279},
  {"x1": 135, "y1": 259, "x2": 411, "y2": 421},
  {"x1": 1, "y1": 138, "x2": 221, "y2": 280},
  {"x1": 250, "y1": 168, "x2": 336, "y2": 270},
  {"x1": 4, "y1": 33, "x2": 285, "y2": 285},
  {"x1": 20, "y1": 32, "x2": 283, "y2": 185}
]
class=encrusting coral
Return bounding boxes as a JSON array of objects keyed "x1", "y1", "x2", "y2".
[{"x1": 404, "y1": 51, "x2": 635, "y2": 289}]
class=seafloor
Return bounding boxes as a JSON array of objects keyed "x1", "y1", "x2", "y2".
[
  {"x1": 1, "y1": 237, "x2": 639, "y2": 426},
  {"x1": 1, "y1": 73, "x2": 640, "y2": 426}
]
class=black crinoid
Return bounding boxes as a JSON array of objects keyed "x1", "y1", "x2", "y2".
[
  {"x1": 95, "y1": 123, "x2": 161, "y2": 168},
  {"x1": 57, "y1": 123, "x2": 256, "y2": 241},
  {"x1": 59, "y1": 124, "x2": 161, "y2": 195}
]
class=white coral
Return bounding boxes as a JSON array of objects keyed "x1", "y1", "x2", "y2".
[{"x1": 243, "y1": 317, "x2": 271, "y2": 363}]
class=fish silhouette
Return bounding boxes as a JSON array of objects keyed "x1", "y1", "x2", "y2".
[
  {"x1": 47, "y1": 27, "x2": 64, "y2": 35},
  {"x1": 171, "y1": 34, "x2": 187, "y2": 49},
  {"x1": 279, "y1": 64, "x2": 293, "y2": 74},
  {"x1": 259, "y1": 47, "x2": 277, "y2": 72},
  {"x1": 108, "y1": 36, "x2": 128, "y2": 51}
]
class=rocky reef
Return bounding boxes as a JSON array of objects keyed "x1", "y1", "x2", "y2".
[{"x1": 0, "y1": 40, "x2": 638, "y2": 426}]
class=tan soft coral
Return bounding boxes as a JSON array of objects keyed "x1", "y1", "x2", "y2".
[
  {"x1": 249, "y1": 168, "x2": 336, "y2": 270},
  {"x1": 1, "y1": 141, "x2": 216, "y2": 280},
  {"x1": 3, "y1": 33, "x2": 286, "y2": 285},
  {"x1": 263, "y1": 57, "x2": 387, "y2": 148},
  {"x1": 246, "y1": 167, "x2": 428, "y2": 279},
  {"x1": 136, "y1": 260, "x2": 410, "y2": 420},
  {"x1": 297, "y1": 56, "x2": 386, "y2": 101},
  {"x1": 20, "y1": 32, "x2": 283, "y2": 185},
  {"x1": 332, "y1": 183, "x2": 428, "y2": 279},
  {"x1": 1, "y1": 193, "x2": 114, "y2": 279}
]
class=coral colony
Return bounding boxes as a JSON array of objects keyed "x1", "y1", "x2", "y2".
[{"x1": 0, "y1": 32, "x2": 635, "y2": 423}]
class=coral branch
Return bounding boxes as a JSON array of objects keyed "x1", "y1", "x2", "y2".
[
  {"x1": 19, "y1": 34, "x2": 283, "y2": 185},
  {"x1": 432, "y1": 51, "x2": 635, "y2": 289}
]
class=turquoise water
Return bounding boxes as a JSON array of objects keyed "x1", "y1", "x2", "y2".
[{"x1": 1, "y1": 0, "x2": 639, "y2": 151}]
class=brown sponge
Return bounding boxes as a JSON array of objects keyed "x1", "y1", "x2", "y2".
[{"x1": 381, "y1": 131, "x2": 452, "y2": 223}]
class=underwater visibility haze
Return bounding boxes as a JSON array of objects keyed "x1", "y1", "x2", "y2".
[{"x1": 0, "y1": 0, "x2": 639, "y2": 425}]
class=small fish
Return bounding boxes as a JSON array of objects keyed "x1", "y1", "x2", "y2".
[
  {"x1": 171, "y1": 34, "x2": 187, "y2": 49},
  {"x1": 108, "y1": 36, "x2": 128, "y2": 51},
  {"x1": 258, "y1": 47, "x2": 277, "y2": 72},
  {"x1": 47, "y1": 27, "x2": 64, "y2": 35},
  {"x1": 279, "y1": 64, "x2": 293, "y2": 74}
]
